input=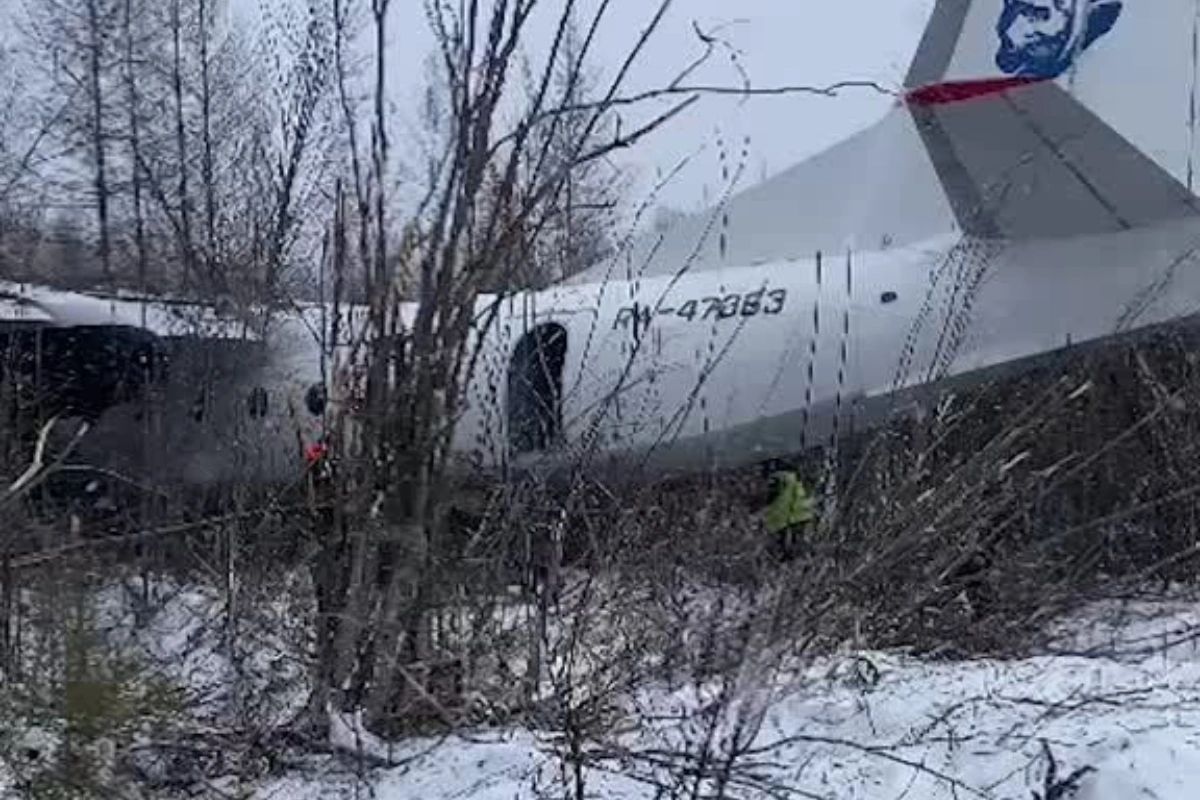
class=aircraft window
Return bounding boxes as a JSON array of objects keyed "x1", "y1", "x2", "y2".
[
  {"x1": 507, "y1": 322, "x2": 567, "y2": 454},
  {"x1": 248, "y1": 386, "x2": 269, "y2": 418},
  {"x1": 305, "y1": 382, "x2": 327, "y2": 416},
  {"x1": 880, "y1": 291, "x2": 898, "y2": 304}
]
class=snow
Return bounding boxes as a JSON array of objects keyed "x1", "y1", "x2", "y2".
[
  {"x1": 0, "y1": 569, "x2": 313, "y2": 798},
  {"x1": 7, "y1": 568, "x2": 1200, "y2": 798},
  {"x1": 88, "y1": 573, "x2": 312, "y2": 726},
  {"x1": 1080, "y1": 735, "x2": 1200, "y2": 800},
  {"x1": 259, "y1": 594, "x2": 1200, "y2": 800}
]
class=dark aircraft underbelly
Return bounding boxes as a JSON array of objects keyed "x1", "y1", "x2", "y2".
[{"x1": 63, "y1": 335, "x2": 275, "y2": 492}]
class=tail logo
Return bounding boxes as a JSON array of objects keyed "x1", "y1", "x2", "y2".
[{"x1": 995, "y1": 0, "x2": 1123, "y2": 79}]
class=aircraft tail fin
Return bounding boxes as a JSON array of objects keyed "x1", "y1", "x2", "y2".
[{"x1": 903, "y1": 0, "x2": 1200, "y2": 239}]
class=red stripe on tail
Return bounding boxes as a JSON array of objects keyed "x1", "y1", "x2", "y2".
[{"x1": 906, "y1": 77, "x2": 1044, "y2": 106}]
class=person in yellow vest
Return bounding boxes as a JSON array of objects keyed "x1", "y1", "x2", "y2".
[{"x1": 764, "y1": 468, "x2": 817, "y2": 562}]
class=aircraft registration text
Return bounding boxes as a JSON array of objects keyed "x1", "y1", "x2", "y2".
[{"x1": 613, "y1": 287, "x2": 787, "y2": 331}]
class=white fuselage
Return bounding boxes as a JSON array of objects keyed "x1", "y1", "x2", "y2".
[{"x1": 100, "y1": 213, "x2": 1200, "y2": 491}]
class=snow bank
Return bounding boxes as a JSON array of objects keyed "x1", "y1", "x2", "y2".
[
  {"x1": 88, "y1": 572, "x2": 312, "y2": 724},
  {"x1": 8, "y1": 569, "x2": 1199, "y2": 799},
  {"x1": 260, "y1": 594, "x2": 1200, "y2": 800}
]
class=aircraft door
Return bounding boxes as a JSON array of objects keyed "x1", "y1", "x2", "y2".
[{"x1": 506, "y1": 321, "x2": 568, "y2": 456}]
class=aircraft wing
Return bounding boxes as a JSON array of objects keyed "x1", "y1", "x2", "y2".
[
  {"x1": 0, "y1": 293, "x2": 55, "y2": 324},
  {"x1": 0, "y1": 281, "x2": 257, "y2": 340}
]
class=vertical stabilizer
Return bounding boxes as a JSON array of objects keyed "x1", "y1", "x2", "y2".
[{"x1": 904, "y1": 0, "x2": 1200, "y2": 239}]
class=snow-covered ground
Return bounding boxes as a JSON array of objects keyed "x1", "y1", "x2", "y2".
[
  {"x1": 258, "y1": 595, "x2": 1200, "y2": 800},
  {"x1": 7, "y1": 569, "x2": 1200, "y2": 799}
]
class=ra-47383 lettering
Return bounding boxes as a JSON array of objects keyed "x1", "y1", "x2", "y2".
[{"x1": 613, "y1": 288, "x2": 787, "y2": 330}]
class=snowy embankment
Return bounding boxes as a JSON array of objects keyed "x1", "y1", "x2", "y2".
[
  {"x1": 260, "y1": 596, "x2": 1200, "y2": 800},
  {"x1": 5, "y1": 569, "x2": 1200, "y2": 799}
]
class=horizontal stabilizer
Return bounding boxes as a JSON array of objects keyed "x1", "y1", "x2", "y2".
[
  {"x1": 905, "y1": 0, "x2": 1200, "y2": 239},
  {"x1": 908, "y1": 81, "x2": 1200, "y2": 239}
]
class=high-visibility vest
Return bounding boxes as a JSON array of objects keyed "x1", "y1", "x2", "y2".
[{"x1": 765, "y1": 471, "x2": 816, "y2": 533}]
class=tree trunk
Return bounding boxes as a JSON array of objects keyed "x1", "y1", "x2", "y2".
[
  {"x1": 199, "y1": 0, "x2": 217, "y2": 282},
  {"x1": 122, "y1": 0, "x2": 148, "y2": 294},
  {"x1": 362, "y1": 514, "x2": 428, "y2": 730},
  {"x1": 85, "y1": 0, "x2": 111, "y2": 283},
  {"x1": 170, "y1": 0, "x2": 194, "y2": 287}
]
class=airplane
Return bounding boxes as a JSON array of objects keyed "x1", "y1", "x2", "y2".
[
  {"x1": 10, "y1": 0, "x2": 1200, "y2": 502},
  {"x1": 0, "y1": 282, "x2": 265, "y2": 499}
]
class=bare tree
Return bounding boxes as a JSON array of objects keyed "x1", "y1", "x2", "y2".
[
  {"x1": 0, "y1": 36, "x2": 27, "y2": 200},
  {"x1": 198, "y1": 0, "x2": 216, "y2": 269},
  {"x1": 83, "y1": 0, "x2": 112, "y2": 281},
  {"x1": 514, "y1": 14, "x2": 630, "y2": 289},
  {"x1": 0, "y1": 39, "x2": 36, "y2": 268},
  {"x1": 22, "y1": 0, "x2": 125, "y2": 286},
  {"x1": 262, "y1": 0, "x2": 336, "y2": 303},
  {"x1": 115, "y1": 0, "x2": 152, "y2": 294},
  {"x1": 295, "y1": 0, "x2": 732, "y2": 739}
]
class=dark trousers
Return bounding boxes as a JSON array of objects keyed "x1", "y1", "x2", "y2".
[{"x1": 773, "y1": 523, "x2": 810, "y2": 563}]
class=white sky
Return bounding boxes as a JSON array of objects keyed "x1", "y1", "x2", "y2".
[
  {"x1": 366, "y1": 0, "x2": 937, "y2": 214},
  {"x1": 5, "y1": 0, "x2": 938, "y2": 219}
]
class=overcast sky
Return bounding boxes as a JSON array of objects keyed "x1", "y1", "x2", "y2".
[
  {"x1": 4, "y1": 0, "x2": 938, "y2": 218},
  {"x1": 260, "y1": 0, "x2": 937, "y2": 218},
  {"x1": 361, "y1": 0, "x2": 937, "y2": 214}
]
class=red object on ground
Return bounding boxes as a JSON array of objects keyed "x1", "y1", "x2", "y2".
[{"x1": 305, "y1": 441, "x2": 328, "y2": 465}]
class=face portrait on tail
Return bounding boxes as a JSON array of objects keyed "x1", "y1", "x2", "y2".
[{"x1": 995, "y1": 0, "x2": 1123, "y2": 79}]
